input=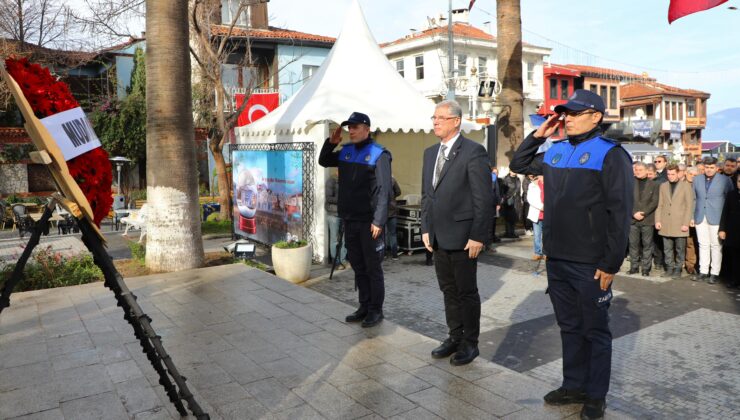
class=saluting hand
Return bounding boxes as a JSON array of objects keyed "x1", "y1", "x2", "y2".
[
  {"x1": 534, "y1": 114, "x2": 561, "y2": 139},
  {"x1": 329, "y1": 126, "x2": 342, "y2": 144}
]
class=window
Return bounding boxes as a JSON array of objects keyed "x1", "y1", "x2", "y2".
[
  {"x1": 600, "y1": 85, "x2": 608, "y2": 104},
  {"x1": 609, "y1": 86, "x2": 617, "y2": 109},
  {"x1": 672, "y1": 102, "x2": 678, "y2": 120},
  {"x1": 664, "y1": 101, "x2": 670, "y2": 119},
  {"x1": 687, "y1": 100, "x2": 696, "y2": 117},
  {"x1": 678, "y1": 102, "x2": 684, "y2": 120},
  {"x1": 646, "y1": 104, "x2": 654, "y2": 117},
  {"x1": 550, "y1": 79, "x2": 558, "y2": 99},
  {"x1": 222, "y1": 64, "x2": 253, "y2": 89},
  {"x1": 590, "y1": 84, "x2": 598, "y2": 93},
  {"x1": 395, "y1": 59, "x2": 404, "y2": 78},
  {"x1": 457, "y1": 54, "x2": 467, "y2": 76},
  {"x1": 415, "y1": 55, "x2": 424, "y2": 80},
  {"x1": 222, "y1": 0, "x2": 250, "y2": 26},
  {"x1": 526, "y1": 62, "x2": 535, "y2": 85},
  {"x1": 302, "y1": 65, "x2": 319, "y2": 82},
  {"x1": 478, "y1": 57, "x2": 487, "y2": 76},
  {"x1": 561, "y1": 80, "x2": 569, "y2": 100}
]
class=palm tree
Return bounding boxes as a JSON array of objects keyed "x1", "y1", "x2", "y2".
[
  {"x1": 496, "y1": 0, "x2": 524, "y2": 169},
  {"x1": 145, "y1": 0, "x2": 204, "y2": 271}
]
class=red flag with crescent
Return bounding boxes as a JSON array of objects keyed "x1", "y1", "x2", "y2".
[
  {"x1": 669, "y1": 0, "x2": 727, "y2": 23},
  {"x1": 468, "y1": 0, "x2": 476, "y2": 11},
  {"x1": 235, "y1": 92, "x2": 279, "y2": 126}
]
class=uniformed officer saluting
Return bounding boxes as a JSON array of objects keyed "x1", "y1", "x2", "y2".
[
  {"x1": 510, "y1": 90, "x2": 633, "y2": 420},
  {"x1": 319, "y1": 112, "x2": 392, "y2": 328}
]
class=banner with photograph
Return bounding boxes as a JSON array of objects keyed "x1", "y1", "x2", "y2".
[{"x1": 232, "y1": 149, "x2": 304, "y2": 244}]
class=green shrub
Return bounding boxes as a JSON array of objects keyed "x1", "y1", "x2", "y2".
[
  {"x1": 128, "y1": 241, "x2": 146, "y2": 264},
  {"x1": 273, "y1": 240, "x2": 308, "y2": 249},
  {"x1": 240, "y1": 259, "x2": 269, "y2": 271},
  {"x1": 128, "y1": 189, "x2": 147, "y2": 201},
  {"x1": 0, "y1": 247, "x2": 103, "y2": 292},
  {"x1": 202, "y1": 219, "x2": 231, "y2": 235}
]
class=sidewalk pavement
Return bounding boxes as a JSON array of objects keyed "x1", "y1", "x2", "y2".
[{"x1": 0, "y1": 264, "x2": 629, "y2": 420}]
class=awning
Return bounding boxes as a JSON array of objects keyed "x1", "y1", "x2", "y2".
[{"x1": 621, "y1": 142, "x2": 666, "y2": 156}]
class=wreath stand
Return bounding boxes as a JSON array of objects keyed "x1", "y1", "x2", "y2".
[{"x1": 0, "y1": 65, "x2": 209, "y2": 419}]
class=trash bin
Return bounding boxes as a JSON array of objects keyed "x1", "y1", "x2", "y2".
[{"x1": 202, "y1": 203, "x2": 221, "y2": 221}]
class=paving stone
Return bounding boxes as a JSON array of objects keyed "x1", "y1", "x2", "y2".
[
  {"x1": 242, "y1": 377, "x2": 306, "y2": 412},
  {"x1": 305, "y1": 362, "x2": 369, "y2": 387},
  {"x1": 180, "y1": 361, "x2": 233, "y2": 389},
  {"x1": 388, "y1": 406, "x2": 443, "y2": 420},
  {"x1": 216, "y1": 396, "x2": 269, "y2": 420},
  {"x1": 262, "y1": 357, "x2": 316, "y2": 388},
  {"x1": 0, "y1": 383, "x2": 59, "y2": 419},
  {"x1": 0, "y1": 340, "x2": 48, "y2": 369},
  {"x1": 405, "y1": 386, "x2": 490, "y2": 419},
  {"x1": 357, "y1": 363, "x2": 432, "y2": 396},
  {"x1": 197, "y1": 381, "x2": 251, "y2": 407},
  {"x1": 8, "y1": 407, "x2": 65, "y2": 420},
  {"x1": 294, "y1": 381, "x2": 372, "y2": 419},
  {"x1": 115, "y1": 377, "x2": 165, "y2": 416},
  {"x1": 209, "y1": 349, "x2": 271, "y2": 385},
  {"x1": 342, "y1": 379, "x2": 417, "y2": 417},
  {"x1": 271, "y1": 403, "x2": 326, "y2": 420},
  {"x1": 106, "y1": 359, "x2": 145, "y2": 384},
  {"x1": 0, "y1": 361, "x2": 53, "y2": 393},
  {"x1": 60, "y1": 390, "x2": 128, "y2": 420},
  {"x1": 54, "y1": 363, "x2": 114, "y2": 402}
]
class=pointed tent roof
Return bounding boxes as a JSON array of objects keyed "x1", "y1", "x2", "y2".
[{"x1": 239, "y1": 0, "x2": 480, "y2": 138}]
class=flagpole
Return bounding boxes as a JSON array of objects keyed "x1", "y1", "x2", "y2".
[{"x1": 446, "y1": 0, "x2": 455, "y2": 100}]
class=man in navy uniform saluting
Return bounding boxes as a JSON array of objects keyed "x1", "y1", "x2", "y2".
[
  {"x1": 510, "y1": 90, "x2": 633, "y2": 420},
  {"x1": 319, "y1": 112, "x2": 392, "y2": 328}
]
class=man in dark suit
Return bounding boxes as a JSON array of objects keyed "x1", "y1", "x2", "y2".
[{"x1": 421, "y1": 100, "x2": 493, "y2": 366}]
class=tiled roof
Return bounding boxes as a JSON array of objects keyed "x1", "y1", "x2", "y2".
[
  {"x1": 562, "y1": 64, "x2": 656, "y2": 82},
  {"x1": 210, "y1": 25, "x2": 335, "y2": 45},
  {"x1": 543, "y1": 64, "x2": 580, "y2": 77},
  {"x1": 702, "y1": 141, "x2": 728, "y2": 150},
  {"x1": 381, "y1": 22, "x2": 494, "y2": 47},
  {"x1": 0, "y1": 38, "x2": 97, "y2": 65},
  {"x1": 622, "y1": 81, "x2": 709, "y2": 99}
]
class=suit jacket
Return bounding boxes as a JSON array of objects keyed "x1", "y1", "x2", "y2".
[
  {"x1": 632, "y1": 177, "x2": 660, "y2": 226},
  {"x1": 421, "y1": 135, "x2": 493, "y2": 250},
  {"x1": 693, "y1": 173, "x2": 733, "y2": 225},
  {"x1": 719, "y1": 189, "x2": 740, "y2": 247},
  {"x1": 655, "y1": 180, "x2": 695, "y2": 237}
]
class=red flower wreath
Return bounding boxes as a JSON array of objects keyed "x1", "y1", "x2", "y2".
[{"x1": 5, "y1": 57, "x2": 113, "y2": 226}]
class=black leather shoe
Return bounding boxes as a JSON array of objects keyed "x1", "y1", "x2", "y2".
[
  {"x1": 672, "y1": 268, "x2": 682, "y2": 278},
  {"x1": 345, "y1": 308, "x2": 368, "y2": 323},
  {"x1": 431, "y1": 338, "x2": 460, "y2": 359},
  {"x1": 425, "y1": 259, "x2": 433, "y2": 266},
  {"x1": 626, "y1": 268, "x2": 639, "y2": 275},
  {"x1": 580, "y1": 398, "x2": 606, "y2": 419},
  {"x1": 641, "y1": 270, "x2": 650, "y2": 277},
  {"x1": 543, "y1": 387, "x2": 587, "y2": 405},
  {"x1": 492, "y1": 236, "x2": 502, "y2": 243},
  {"x1": 692, "y1": 273, "x2": 705, "y2": 282},
  {"x1": 361, "y1": 311, "x2": 383, "y2": 328},
  {"x1": 708, "y1": 275, "x2": 719, "y2": 285},
  {"x1": 450, "y1": 342, "x2": 479, "y2": 366},
  {"x1": 662, "y1": 269, "x2": 673, "y2": 278}
]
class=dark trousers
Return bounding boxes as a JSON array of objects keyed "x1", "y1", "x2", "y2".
[
  {"x1": 653, "y1": 229, "x2": 665, "y2": 269},
  {"x1": 629, "y1": 225, "x2": 654, "y2": 271},
  {"x1": 385, "y1": 217, "x2": 398, "y2": 257},
  {"x1": 662, "y1": 236, "x2": 686, "y2": 271},
  {"x1": 728, "y1": 246, "x2": 740, "y2": 286},
  {"x1": 344, "y1": 220, "x2": 385, "y2": 312},
  {"x1": 522, "y1": 202, "x2": 533, "y2": 230},
  {"x1": 502, "y1": 204, "x2": 518, "y2": 236},
  {"x1": 547, "y1": 258, "x2": 612, "y2": 399},
  {"x1": 434, "y1": 248, "x2": 481, "y2": 345}
]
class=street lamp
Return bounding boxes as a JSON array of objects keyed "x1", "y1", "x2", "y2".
[{"x1": 109, "y1": 156, "x2": 132, "y2": 195}]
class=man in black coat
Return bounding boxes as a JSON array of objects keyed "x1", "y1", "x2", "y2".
[
  {"x1": 500, "y1": 170, "x2": 521, "y2": 238},
  {"x1": 421, "y1": 100, "x2": 492, "y2": 366},
  {"x1": 628, "y1": 162, "x2": 660, "y2": 276}
]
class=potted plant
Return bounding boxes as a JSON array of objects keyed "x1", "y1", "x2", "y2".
[{"x1": 271, "y1": 234, "x2": 312, "y2": 284}]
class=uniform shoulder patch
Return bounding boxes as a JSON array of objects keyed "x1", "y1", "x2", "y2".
[{"x1": 579, "y1": 152, "x2": 591, "y2": 165}]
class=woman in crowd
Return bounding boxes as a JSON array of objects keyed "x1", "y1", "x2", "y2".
[{"x1": 526, "y1": 175, "x2": 545, "y2": 260}]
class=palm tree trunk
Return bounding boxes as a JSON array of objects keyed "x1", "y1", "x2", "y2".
[
  {"x1": 496, "y1": 0, "x2": 524, "y2": 170},
  {"x1": 145, "y1": 0, "x2": 204, "y2": 271}
]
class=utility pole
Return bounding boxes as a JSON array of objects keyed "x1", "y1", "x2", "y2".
[{"x1": 446, "y1": 0, "x2": 455, "y2": 100}]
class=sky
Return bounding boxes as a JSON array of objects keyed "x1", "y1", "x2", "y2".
[{"x1": 263, "y1": 0, "x2": 740, "y2": 113}]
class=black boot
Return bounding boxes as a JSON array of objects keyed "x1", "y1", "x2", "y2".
[
  {"x1": 431, "y1": 338, "x2": 460, "y2": 359},
  {"x1": 450, "y1": 342, "x2": 479, "y2": 366},
  {"x1": 361, "y1": 311, "x2": 383, "y2": 328},
  {"x1": 580, "y1": 398, "x2": 606, "y2": 419},
  {"x1": 345, "y1": 307, "x2": 368, "y2": 323},
  {"x1": 543, "y1": 387, "x2": 587, "y2": 405}
]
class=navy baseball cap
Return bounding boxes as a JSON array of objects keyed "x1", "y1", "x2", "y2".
[
  {"x1": 554, "y1": 89, "x2": 605, "y2": 114},
  {"x1": 340, "y1": 112, "x2": 371, "y2": 127}
]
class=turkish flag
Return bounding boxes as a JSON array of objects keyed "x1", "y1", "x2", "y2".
[
  {"x1": 669, "y1": 0, "x2": 728, "y2": 23},
  {"x1": 234, "y1": 92, "x2": 279, "y2": 126}
]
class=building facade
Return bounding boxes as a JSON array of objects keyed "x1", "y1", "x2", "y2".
[{"x1": 381, "y1": 9, "x2": 550, "y2": 133}]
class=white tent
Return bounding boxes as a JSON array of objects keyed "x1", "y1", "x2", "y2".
[{"x1": 236, "y1": 0, "x2": 486, "y2": 262}]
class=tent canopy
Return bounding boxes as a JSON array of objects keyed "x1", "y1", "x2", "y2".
[
  {"x1": 238, "y1": 0, "x2": 480, "y2": 138},
  {"x1": 622, "y1": 142, "x2": 665, "y2": 156}
]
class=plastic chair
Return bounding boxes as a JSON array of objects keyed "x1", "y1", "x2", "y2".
[{"x1": 11, "y1": 204, "x2": 33, "y2": 238}]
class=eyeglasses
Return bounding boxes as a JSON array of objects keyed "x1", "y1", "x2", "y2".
[
  {"x1": 430, "y1": 116, "x2": 459, "y2": 121},
  {"x1": 563, "y1": 110, "x2": 597, "y2": 118}
]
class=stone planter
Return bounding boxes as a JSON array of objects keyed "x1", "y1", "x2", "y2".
[{"x1": 271, "y1": 243, "x2": 312, "y2": 284}]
